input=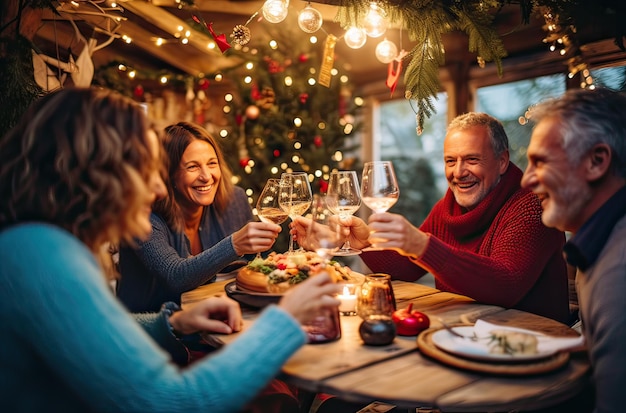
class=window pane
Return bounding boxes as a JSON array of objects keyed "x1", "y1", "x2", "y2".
[
  {"x1": 378, "y1": 93, "x2": 448, "y2": 226},
  {"x1": 476, "y1": 74, "x2": 566, "y2": 170},
  {"x1": 590, "y1": 65, "x2": 626, "y2": 91}
]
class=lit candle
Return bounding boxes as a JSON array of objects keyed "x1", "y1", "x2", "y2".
[{"x1": 338, "y1": 284, "x2": 357, "y2": 316}]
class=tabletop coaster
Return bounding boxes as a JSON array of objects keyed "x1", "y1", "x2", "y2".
[{"x1": 416, "y1": 326, "x2": 570, "y2": 376}]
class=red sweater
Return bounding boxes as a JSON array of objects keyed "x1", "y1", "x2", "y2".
[{"x1": 361, "y1": 164, "x2": 570, "y2": 323}]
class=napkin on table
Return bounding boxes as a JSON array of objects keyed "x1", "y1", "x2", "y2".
[{"x1": 473, "y1": 319, "x2": 585, "y2": 353}]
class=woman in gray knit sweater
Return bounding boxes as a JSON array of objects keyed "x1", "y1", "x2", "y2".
[{"x1": 118, "y1": 122, "x2": 281, "y2": 312}]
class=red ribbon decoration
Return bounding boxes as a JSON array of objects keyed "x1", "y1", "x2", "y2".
[
  {"x1": 386, "y1": 50, "x2": 408, "y2": 97},
  {"x1": 208, "y1": 22, "x2": 232, "y2": 53},
  {"x1": 386, "y1": 59, "x2": 403, "y2": 97},
  {"x1": 191, "y1": 14, "x2": 231, "y2": 53}
]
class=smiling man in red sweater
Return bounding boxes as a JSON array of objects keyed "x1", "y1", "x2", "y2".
[{"x1": 345, "y1": 112, "x2": 570, "y2": 323}]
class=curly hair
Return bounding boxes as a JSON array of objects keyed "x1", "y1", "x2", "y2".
[
  {"x1": 447, "y1": 112, "x2": 510, "y2": 158},
  {"x1": 0, "y1": 87, "x2": 156, "y2": 252},
  {"x1": 153, "y1": 121, "x2": 234, "y2": 231}
]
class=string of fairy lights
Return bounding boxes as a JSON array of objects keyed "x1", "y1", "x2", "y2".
[
  {"x1": 89, "y1": 0, "x2": 597, "y2": 93},
  {"x1": 60, "y1": 0, "x2": 600, "y2": 138}
]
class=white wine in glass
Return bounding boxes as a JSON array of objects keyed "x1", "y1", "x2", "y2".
[
  {"x1": 361, "y1": 161, "x2": 399, "y2": 213},
  {"x1": 279, "y1": 172, "x2": 312, "y2": 253},
  {"x1": 326, "y1": 170, "x2": 362, "y2": 256},
  {"x1": 257, "y1": 179, "x2": 289, "y2": 225}
]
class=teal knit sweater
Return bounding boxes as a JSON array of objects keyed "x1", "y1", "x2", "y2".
[{"x1": 0, "y1": 223, "x2": 306, "y2": 412}]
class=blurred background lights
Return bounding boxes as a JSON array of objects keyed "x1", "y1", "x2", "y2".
[
  {"x1": 375, "y1": 38, "x2": 398, "y2": 63},
  {"x1": 298, "y1": 3, "x2": 323, "y2": 33},
  {"x1": 262, "y1": 0, "x2": 289, "y2": 24},
  {"x1": 344, "y1": 27, "x2": 367, "y2": 49},
  {"x1": 364, "y1": 2, "x2": 388, "y2": 38}
]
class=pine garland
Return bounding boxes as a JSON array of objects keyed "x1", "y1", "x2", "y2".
[
  {"x1": 330, "y1": 0, "x2": 625, "y2": 131},
  {"x1": 333, "y1": 0, "x2": 509, "y2": 132}
]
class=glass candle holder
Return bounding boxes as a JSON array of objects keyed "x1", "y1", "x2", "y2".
[
  {"x1": 356, "y1": 273, "x2": 397, "y2": 346},
  {"x1": 356, "y1": 273, "x2": 396, "y2": 319},
  {"x1": 338, "y1": 283, "x2": 358, "y2": 316}
]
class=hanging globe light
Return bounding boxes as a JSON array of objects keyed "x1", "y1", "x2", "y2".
[
  {"x1": 344, "y1": 27, "x2": 367, "y2": 49},
  {"x1": 364, "y1": 2, "x2": 388, "y2": 38},
  {"x1": 262, "y1": 0, "x2": 289, "y2": 24},
  {"x1": 375, "y1": 38, "x2": 398, "y2": 63},
  {"x1": 298, "y1": 3, "x2": 323, "y2": 33}
]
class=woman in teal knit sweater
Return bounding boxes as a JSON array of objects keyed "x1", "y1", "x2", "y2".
[{"x1": 0, "y1": 87, "x2": 341, "y2": 412}]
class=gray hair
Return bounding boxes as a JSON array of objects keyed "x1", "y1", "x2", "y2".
[
  {"x1": 447, "y1": 112, "x2": 510, "y2": 157},
  {"x1": 529, "y1": 88, "x2": 626, "y2": 178}
]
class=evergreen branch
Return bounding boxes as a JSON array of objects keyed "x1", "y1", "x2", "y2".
[
  {"x1": 404, "y1": 39, "x2": 440, "y2": 133},
  {"x1": 452, "y1": 4, "x2": 508, "y2": 75}
]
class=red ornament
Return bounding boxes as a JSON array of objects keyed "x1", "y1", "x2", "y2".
[
  {"x1": 239, "y1": 157, "x2": 250, "y2": 167},
  {"x1": 273, "y1": 149, "x2": 281, "y2": 158},
  {"x1": 319, "y1": 180, "x2": 328, "y2": 193},
  {"x1": 133, "y1": 85, "x2": 144, "y2": 99},
  {"x1": 264, "y1": 57, "x2": 284, "y2": 74},
  {"x1": 298, "y1": 53, "x2": 309, "y2": 63},
  {"x1": 313, "y1": 135, "x2": 323, "y2": 147},
  {"x1": 235, "y1": 114, "x2": 243, "y2": 126},
  {"x1": 250, "y1": 84, "x2": 262, "y2": 101},
  {"x1": 391, "y1": 303, "x2": 430, "y2": 336},
  {"x1": 198, "y1": 78, "x2": 210, "y2": 90},
  {"x1": 299, "y1": 93, "x2": 309, "y2": 104}
]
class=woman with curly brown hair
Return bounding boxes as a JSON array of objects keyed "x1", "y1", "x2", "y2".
[
  {"x1": 0, "y1": 87, "x2": 340, "y2": 412},
  {"x1": 117, "y1": 121, "x2": 281, "y2": 312}
]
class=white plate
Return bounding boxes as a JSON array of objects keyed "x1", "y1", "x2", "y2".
[{"x1": 431, "y1": 326, "x2": 558, "y2": 362}]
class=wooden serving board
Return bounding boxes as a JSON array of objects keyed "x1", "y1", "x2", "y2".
[{"x1": 416, "y1": 327, "x2": 570, "y2": 376}]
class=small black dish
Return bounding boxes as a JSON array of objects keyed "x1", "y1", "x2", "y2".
[{"x1": 224, "y1": 281, "x2": 282, "y2": 309}]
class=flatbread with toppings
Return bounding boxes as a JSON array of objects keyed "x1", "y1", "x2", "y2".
[{"x1": 236, "y1": 251, "x2": 360, "y2": 293}]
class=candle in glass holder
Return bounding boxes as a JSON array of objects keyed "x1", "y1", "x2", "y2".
[{"x1": 338, "y1": 284, "x2": 357, "y2": 316}]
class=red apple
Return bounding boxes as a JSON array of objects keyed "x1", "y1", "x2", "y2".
[{"x1": 392, "y1": 303, "x2": 430, "y2": 336}]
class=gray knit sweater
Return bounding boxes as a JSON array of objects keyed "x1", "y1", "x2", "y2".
[{"x1": 117, "y1": 187, "x2": 252, "y2": 312}]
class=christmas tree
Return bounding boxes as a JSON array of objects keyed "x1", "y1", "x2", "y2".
[{"x1": 218, "y1": 14, "x2": 363, "y2": 207}]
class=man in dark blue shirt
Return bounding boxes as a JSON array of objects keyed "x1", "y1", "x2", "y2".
[{"x1": 522, "y1": 87, "x2": 626, "y2": 413}]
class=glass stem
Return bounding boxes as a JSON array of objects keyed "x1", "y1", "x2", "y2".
[{"x1": 288, "y1": 217, "x2": 295, "y2": 252}]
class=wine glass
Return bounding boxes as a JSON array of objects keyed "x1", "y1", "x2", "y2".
[
  {"x1": 361, "y1": 161, "x2": 399, "y2": 213},
  {"x1": 326, "y1": 170, "x2": 362, "y2": 256},
  {"x1": 255, "y1": 179, "x2": 288, "y2": 259},
  {"x1": 279, "y1": 172, "x2": 313, "y2": 253},
  {"x1": 257, "y1": 179, "x2": 289, "y2": 226},
  {"x1": 306, "y1": 194, "x2": 341, "y2": 260}
]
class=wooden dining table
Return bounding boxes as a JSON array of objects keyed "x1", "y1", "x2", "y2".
[{"x1": 181, "y1": 279, "x2": 590, "y2": 413}]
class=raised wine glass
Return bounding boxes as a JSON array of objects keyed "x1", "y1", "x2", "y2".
[
  {"x1": 326, "y1": 170, "x2": 362, "y2": 256},
  {"x1": 257, "y1": 179, "x2": 289, "y2": 226},
  {"x1": 279, "y1": 172, "x2": 312, "y2": 254},
  {"x1": 254, "y1": 179, "x2": 288, "y2": 259},
  {"x1": 361, "y1": 161, "x2": 399, "y2": 213},
  {"x1": 306, "y1": 194, "x2": 341, "y2": 260}
]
